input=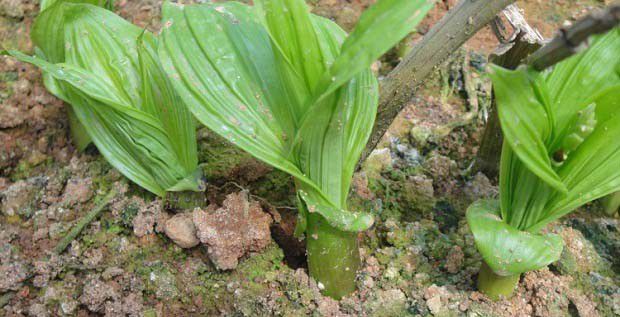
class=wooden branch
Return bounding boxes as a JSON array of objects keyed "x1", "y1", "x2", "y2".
[
  {"x1": 527, "y1": 4, "x2": 620, "y2": 71},
  {"x1": 359, "y1": 0, "x2": 515, "y2": 166}
]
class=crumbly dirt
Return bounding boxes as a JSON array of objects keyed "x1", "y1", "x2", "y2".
[
  {"x1": 1, "y1": 0, "x2": 618, "y2": 316},
  {"x1": 193, "y1": 191, "x2": 273, "y2": 270}
]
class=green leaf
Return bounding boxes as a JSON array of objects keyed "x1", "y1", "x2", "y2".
[
  {"x1": 255, "y1": 0, "x2": 326, "y2": 95},
  {"x1": 546, "y1": 28, "x2": 620, "y2": 142},
  {"x1": 490, "y1": 28, "x2": 620, "y2": 233},
  {"x1": 159, "y1": 0, "x2": 416, "y2": 233},
  {"x1": 33, "y1": 0, "x2": 118, "y2": 150},
  {"x1": 532, "y1": 113, "x2": 620, "y2": 231},
  {"x1": 159, "y1": 2, "x2": 322, "y2": 194},
  {"x1": 466, "y1": 200, "x2": 563, "y2": 276},
  {"x1": 492, "y1": 65, "x2": 566, "y2": 193},
  {"x1": 298, "y1": 190, "x2": 374, "y2": 232},
  {"x1": 9, "y1": 4, "x2": 201, "y2": 196},
  {"x1": 315, "y1": 0, "x2": 434, "y2": 98},
  {"x1": 39, "y1": 0, "x2": 113, "y2": 13}
]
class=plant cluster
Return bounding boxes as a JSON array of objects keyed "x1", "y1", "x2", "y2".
[
  {"x1": 3, "y1": 0, "x2": 619, "y2": 301},
  {"x1": 468, "y1": 28, "x2": 620, "y2": 299},
  {"x1": 5, "y1": 0, "x2": 203, "y2": 197}
]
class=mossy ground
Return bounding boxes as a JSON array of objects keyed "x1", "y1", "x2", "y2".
[{"x1": 1, "y1": 0, "x2": 618, "y2": 316}]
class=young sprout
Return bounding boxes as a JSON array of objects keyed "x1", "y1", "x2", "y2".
[
  {"x1": 3, "y1": 2, "x2": 203, "y2": 197},
  {"x1": 468, "y1": 28, "x2": 620, "y2": 300},
  {"x1": 158, "y1": 0, "x2": 434, "y2": 298}
]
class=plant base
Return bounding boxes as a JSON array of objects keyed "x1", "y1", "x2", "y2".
[
  {"x1": 164, "y1": 191, "x2": 208, "y2": 211},
  {"x1": 477, "y1": 262, "x2": 520, "y2": 301},
  {"x1": 306, "y1": 213, "x2": 360, "y2": 299}
]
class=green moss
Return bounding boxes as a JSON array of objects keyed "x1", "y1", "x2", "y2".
[{"x1": 198, "y1": 130, "x2": 254, "y2": 181}]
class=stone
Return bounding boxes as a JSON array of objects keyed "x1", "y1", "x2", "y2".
[
  {"x1": 410, "y1": 125, "x2": 432, "y2": 148},
  {"x1": 362, "y1": 148, "x2": 392, "y2": 179},
  {"x1": 1, "y1": 177, "x2": 46, "y2": 217},
  {"x1": 402, "y1": 174, "x2": 436, "y2": 212},
  {"x1": 62, "y1": 177, "x2": 93, "y2": 205},
  {"x1": 0, "y1": 0, "x2": 24, "y2": 19},
  {"x1": 164, "y1": 213, "x2": 199, "y2": 248}
]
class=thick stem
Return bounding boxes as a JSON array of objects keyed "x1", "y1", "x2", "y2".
[
  {"x1": 602, "y1": 191, "x2": 620, "y2": 216},
  {"x1": 164, "y1": 190, "x2": 208, "y2": 211},
  {"x1": 306, "y1": 213, "x2": 360, "y2": 299},
  {"x1": 477, "y1": 262, "x2": 520, "y2": 301}
]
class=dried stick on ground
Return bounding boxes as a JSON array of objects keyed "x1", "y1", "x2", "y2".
[
  {"x1": 527, "y1": 4, "x2": 620, "y2": 70},
  {"x1": 53, "y1": 189, "x2": 117, "y2": 254},
  {"x1": 358, "y1": 0, "x2": 516, "y2": 167}
]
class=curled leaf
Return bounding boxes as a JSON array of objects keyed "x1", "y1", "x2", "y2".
[
  {"x1": 298, "y1": 190, "x2": 374, "y2": 232},
  {"x1": 466, "y1": 200, "x2": 563, "y2": 276}
]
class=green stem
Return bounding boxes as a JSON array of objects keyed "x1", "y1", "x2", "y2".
[
  {"x1": 68, "y1": 107, "x2": 92, "y2": 152},
  {"x1": 306, "y1": 213, "x2": 360, "y2": 299},
  {"x1": 477, "y1": 262, "x2": 520, "y2": 300},
  {"x1": 164, "y1": 190, "x2": 208, "y2": 211},
  {"x1": 602, "y1": 191, "x2": 620, "y2": 216}
]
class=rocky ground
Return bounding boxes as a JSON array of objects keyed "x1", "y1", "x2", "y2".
[{"x1": 1, "y1": 0, "x2": 619, "y2": 316}]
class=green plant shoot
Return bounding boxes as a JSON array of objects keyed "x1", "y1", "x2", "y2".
[
  {"x1": 2, "y1": 1, "x2": 203, "y2": 197},
  {"x1": 158, "y1": 0, "x2": 434, "y2": 298},
  {"x1": 467, "y1": 28, "x2": 620, "y2": 300}
]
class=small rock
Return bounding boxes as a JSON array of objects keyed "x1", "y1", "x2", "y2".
[
  {"x1": 402, "y1": 175, "x2": 435, "y2": 212},
  {"x1": 393, "y1": 142, "x2": 422, "y2": 167},
  {"x1": 132, "y1": 199, "x2": 162, "y2": 237},
  {"x1": 27, "y1": 303, "x2": 47, "y2": 317},
  {"x1": 463, "y1": 173, "x2": 497, "y2": 202},
  {"x1": 193, "y1": 191, "x2": 272, "y2": 270},
  {"x1": 351, "y1": 172, "x2": 374, "y2": 200},
  {"x1": 1, "y1": 177, "x2": 46, "y2": 217},
  {"x1": 102, "y1": 267, "x2": 124, "y2": 280},
  {"x1": 410, "y1": 125, "x2": 432, "y2": 148},
  {"x1": 164, "y1": 213, "x2": 199, "y2": 248},
  {"x1": 362, "y1": 148, "x2": 392, "y2": 179},
  {"x1": 60, "y1": 299, "x2": 78, "y2": 315},
  {"x1": 62, "y1": 177, "x2": 93, "y2": 205},
  {"x1": 317, "y1": 297, "x2": 341, "y2": 317},
  {"x1": 445, "y1": 246, "x2": 464, "y2": 273},
  {"x1": 0, "y1": 0, "x2": 24, "y2": 18},
  {"x1": 426, "y1": 296, "x2": 443, "y2": 315},
  {"x1": 0, "y1": 260, "x2": 31, "y2": 291},
  {"x1": 424, "y1": 285, "x2": 450, "y2": 316},
  {"x1": 80, "y1": 276, "x2": 119, "y2": 313}
]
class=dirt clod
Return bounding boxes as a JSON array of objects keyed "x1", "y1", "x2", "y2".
[{"x1": 193, "y1": 191, "x2": 273, "y2": 270}]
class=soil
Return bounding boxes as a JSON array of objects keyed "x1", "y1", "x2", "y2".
[{"x1": 1, "y1": 0, "x2": 619, "y2": 316}]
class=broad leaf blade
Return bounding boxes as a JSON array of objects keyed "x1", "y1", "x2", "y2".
[
  {"x1": 546, "y1": 28, "x2": 620, "y2": 142},
  {"x1": 255, "y1": 0, "x2": 326, "y2": 94},
  {"x1": 137, "y1": 35, "x2": 198, "y2": 171},
  {"x1": 10, "y1": 4, "x2": 202, "y2": 196},
  {"x1": 158, "y1": 2, "x2": 319, "y2": 192},
  {"x1": 532, "y1": 113, "x2": 620, "y2": 231},
  {"x1": 467, "y1": 200, "x2": 563, "y2": 276},
  {"x1": 492, "y1": 65, "x2": 566, "y2": 193}
]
